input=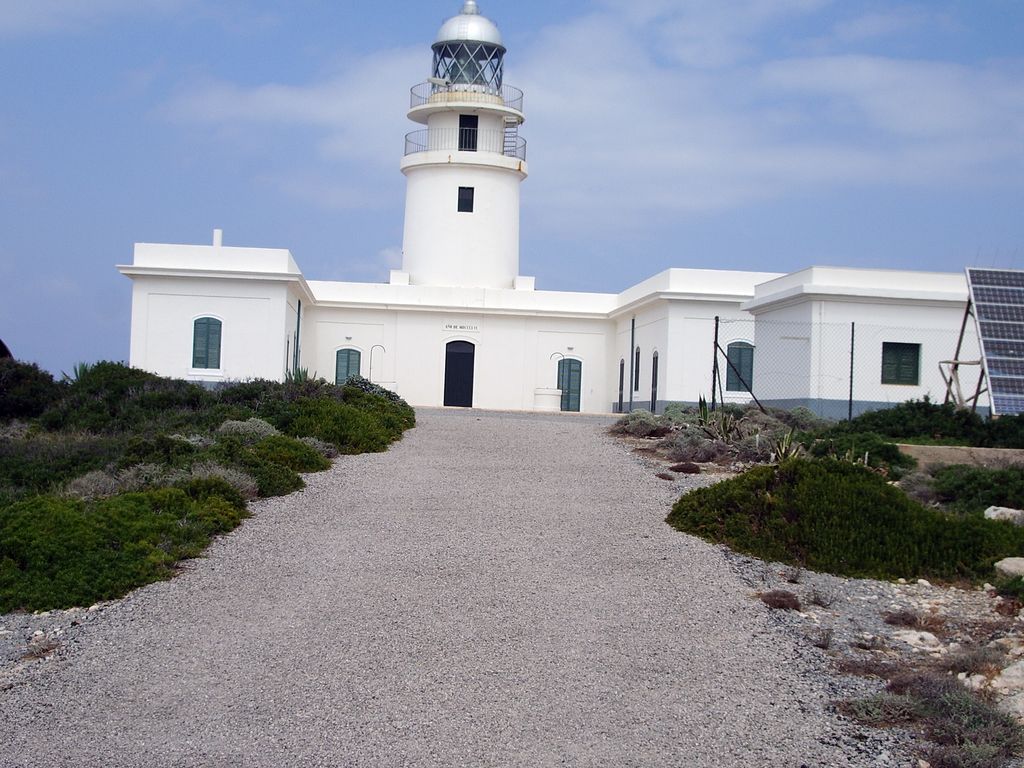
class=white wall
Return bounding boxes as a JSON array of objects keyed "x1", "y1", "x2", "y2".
[
  {"x1": 401, "y1": 163, "x2": 522, "y2": 289},
  {"x1": 128, "y1": 275, "x2": 290, "y2": 383}
]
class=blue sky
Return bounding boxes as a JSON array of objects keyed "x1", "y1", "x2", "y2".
[{"x1": 1, "y1": 0, "x2": 1023, "y2": 375}]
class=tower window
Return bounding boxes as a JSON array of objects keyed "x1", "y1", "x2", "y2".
[
  {"x1": 633, "y1": 347, "x2": 641, "y2": 391},
  {"x1": 458, "y1": 186, "x2": 475, "y2": 213},
  {"x1": 458, "y1": 115, "x2": 478, "y2": 152},
  {"x1": 192, "y1": 317, "x2": 222, "y2": 369}
]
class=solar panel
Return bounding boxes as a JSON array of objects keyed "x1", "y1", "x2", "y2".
[{"x1": 966, "y1": 267, "x2": 1024, "y2": 416}]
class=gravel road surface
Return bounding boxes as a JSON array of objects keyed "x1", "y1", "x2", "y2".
[{"x1": 1, "y1": 409, "x2": 890, "y2": 767}]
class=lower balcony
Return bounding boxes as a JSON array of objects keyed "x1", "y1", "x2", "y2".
[{"x1": 403, "y1": 128, "x2": 527, "y2": 162}]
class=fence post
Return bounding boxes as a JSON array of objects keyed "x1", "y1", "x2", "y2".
[
  {"x1": 848, "y1": 321, "x2": 856, "y2": 421},
  {"x1": 711, "y1": 316, "x2": 720, "y2": 412}
]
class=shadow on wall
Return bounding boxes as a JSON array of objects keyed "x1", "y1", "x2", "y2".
[{"x1": 0, "y1": 338, "x2": 10, "y2": 359}]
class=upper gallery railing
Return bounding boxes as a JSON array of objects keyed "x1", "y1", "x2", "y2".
[{"x1": 410, "y1": 82, "x2": 524, "y2": 113}]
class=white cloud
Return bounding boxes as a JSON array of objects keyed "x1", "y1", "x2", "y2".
[
  {"x1": 830, "y1": 9, "x2": 929, "y2": 43},
  {"x1": 0, "y1": 0, "x2": 192, "y2": 36},
  {"x1": 154, "y1": 2, "x2": 1024, "y2": 234},
  {"x1": 512, "y1": 5, "x2": 1024, "y2": 232}
]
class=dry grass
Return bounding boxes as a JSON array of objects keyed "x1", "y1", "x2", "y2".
[
  {"x1": 21, "y1": 637, "x2": 59, "y2": 661},
  {"x1": 760, "y1": 589, "x2": 801, "y2": 610}
]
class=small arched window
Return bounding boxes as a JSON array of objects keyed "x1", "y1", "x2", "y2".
[
  {"x1": 726, "y1": 342, "x2": 754, "y2": 392},
  {"x1": 192, "y1": 317, "x2": 222, "y2": 369},
  {"x1": 633, "y1": 347, "x2": 641, "y2": 391},
  {"x1": 336, "y1": 348, "x2": 362, "y2": 384}
]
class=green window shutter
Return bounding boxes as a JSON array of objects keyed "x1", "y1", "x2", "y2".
[
  {"x1": 726, "y1": 343, "x2": 754, "y2": 392},
  {"x1": 192, "y1": 317, "x2": 222, "y2": 369},
  {"x1": 881, "y1": 342, "x2": 920, "y2": 385},
  {"x1": 335, "y1": 349, "x2": 361, "y2": 384}
]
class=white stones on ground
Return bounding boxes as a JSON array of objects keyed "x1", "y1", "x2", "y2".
[
  {"x1": 985, "y1": 506, "x2": 1024, "y2": 525},
  {"x1": 998, "y1": 691, "x2": 1024, "y2": 722},
  {"x1": 983, "y1": 583, "x2": 996, "y2": 592},
  {"x1": 891, "y1": 630, "x2": 941, "y2": 651},
  {"x1": 917, "y1": 579, "x2": 932, "y2": 587},
  {"x1": 991, "y1": 660, "x2": 1024, "y2": 694},
  {"x1": 995, "y1": 557, "x2": 1024, "y2": 579},
  {"x1": 897, "y1": 578, "x2": 908, "y2": 584},
  {"x1": 957, "y1": 671, "x2": 988, "y2": 691}
]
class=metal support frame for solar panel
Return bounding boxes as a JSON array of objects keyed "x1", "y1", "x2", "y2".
[{"x1": 965, "y1": 268, "x2": 1024, "y2": 417}]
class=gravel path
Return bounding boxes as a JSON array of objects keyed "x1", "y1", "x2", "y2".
[{"x1": 1, "y1": 409, "x2": 892, "y2": 767}]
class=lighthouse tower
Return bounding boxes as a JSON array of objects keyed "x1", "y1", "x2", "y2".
[{"x1": 398, "y1": 1, "x2": 527, "y2": 290}]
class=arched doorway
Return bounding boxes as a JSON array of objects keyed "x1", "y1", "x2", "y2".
[
  {"x1": 443, "y1": 340, "x2": 475, "y2": 407},
  {"x1": 558, "y1": 358, "x2": 582, "y2": 412}
]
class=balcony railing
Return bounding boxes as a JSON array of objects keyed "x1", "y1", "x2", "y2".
[
  {"x1": 410, "y1": 81, "x2": 524, "y2": 113},
  {"x1": 404, "y1": 128, "x2": 527, "y2": 162}
]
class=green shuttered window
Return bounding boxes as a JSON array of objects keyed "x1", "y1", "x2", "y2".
[
  {"x1": 336, "y1": 348, "x2": 361, "y2": 384},
  {"x1": 192, "y1": 317, "x2": 222, "y2": 369},
  {"x1": 726, "y1": 342, "x2": 753, "y2": 392},
  {"x1": 881, "y1": 342, "x2": 920, "y2": 385}
]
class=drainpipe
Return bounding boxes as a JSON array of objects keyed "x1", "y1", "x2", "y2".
[{"x1": 293, "y1": 299, "x2": 302, "y2": 373}]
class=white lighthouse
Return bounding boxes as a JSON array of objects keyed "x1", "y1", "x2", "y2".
[{"x1": 398, "y1": 1, "x2": 528, "y2": 290}]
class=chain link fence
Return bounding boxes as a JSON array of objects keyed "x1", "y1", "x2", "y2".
[{"x1": 711, "y1": 317, "x2": 983, "y2": 419}]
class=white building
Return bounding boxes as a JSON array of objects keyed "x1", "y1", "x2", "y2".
[{"x1": 118, "y1": 1, "x2": 981, "y2": 417}]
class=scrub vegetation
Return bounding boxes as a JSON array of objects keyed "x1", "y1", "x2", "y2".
[
  {"x1": 0, "y1": 359, "x2": 415, "y2": 612},
  {"x1": 666, "y1": 458, "x2": 1024, "y2": 581},
  {"x1": 614, "y1": 397, "x2": 1024, "y2": 765}
]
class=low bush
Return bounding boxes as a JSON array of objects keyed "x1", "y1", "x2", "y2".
[
  {"x1": 298, "y1": 436, "x2": 338, "y2": 460},
  {"x1": 931, "y1": 464, "x2": 1024, "y2": 516},
  {"x1": 217, "y1": 417, "x2": 279, "y2": 442},
  {"x1": 280, "y1": 398, "x2": 393, "y2": 454},
  {"x1": 0, "y1": 488, "x2": 247, "y2": 612},
  {"x1": 252, "y1": 435, "x2": 331, "y2": 473},
  {"x1": 801, "y1": 431, "x2": 916, "y2": 478},
  {"x1": 610, "y1": 410, "x2": 673, "y2": 438},
  {"x1": 832, "y1": 396, "x2": 1024, "y2": 449},
  {"x1": 0, "y1": 432, "x2": 124, "y2": 499},
  {"x1": 667, "y1": 458, "x2": 1024, "y2": 580},
  {"x1": 39, "y1": 361, "x2": 220, "y2": 434},
  {"x1": 661, "y1": 431, "x2": 731, "y2": 463},
  {"x1": 0, "y1": 359, "x2": 63, "y2": 420}
]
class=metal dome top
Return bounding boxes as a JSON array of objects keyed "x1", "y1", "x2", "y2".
[{"x1": 434, "y1": 1, "x2": 503, "y2": 47}]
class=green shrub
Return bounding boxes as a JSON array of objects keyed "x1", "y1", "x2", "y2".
[
  {"x1": 342, "y1": 382, "x2": 415, "y2": 436},
  {"x1": 252, "y1": 435, "x2": 331, "y2": 473},
  {"x1": 178, "y1": 476, "x2": 247, "y2": 515},
  {"x1": 39, "y1": 362, "x2": 218, "y2": 434},
  {"x1": 280, "y1": 398, "x2": 393, "y2": 454},
  {"x1": 667, "y1": 458, "x2": 1024, "y2": 580},
  {"x1": 206, "y1": 436, "x2": 304, "y2": 497},
  {"x1": 931, "y1": 464, "x2": 1024, "y2": 515},
  {"x1": 0, "y1": 432, "x2": 124, "y2": 497},
  {"x1": 801, "y1": 431, "x2": 916, "y2": 477},
  {"x1": 0, "y1": 359, "x2": 63, "y2": 420},
  {"x1": 0, "y1": 488, "x2": 246, "y2": 612}
]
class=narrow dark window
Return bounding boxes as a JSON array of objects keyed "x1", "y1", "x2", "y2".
[
  {"x1": 458, "y1": 186, "x2": 475, "y2": 213},
  {"x1": 633, "y1": 347, "x2": 641, "y2": 391},
  {"x1": 458, "y1": 114, "x2": 478, "y2": 151},
  {"x1": 650, "y1": 352, "x2": 659, "y2": 411},
  {"x1": 192, "y1": 317, "x2": 222, "y2": 369},
  {"x1": 881, "y1": 342, "x2": 920, "y2": 385},
  {"x1": 335, "y1": 348, "x2": 362, "y2": 383},
  {"x1": 726, "y1": 342, "x2": 754, "y2": 392}
]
